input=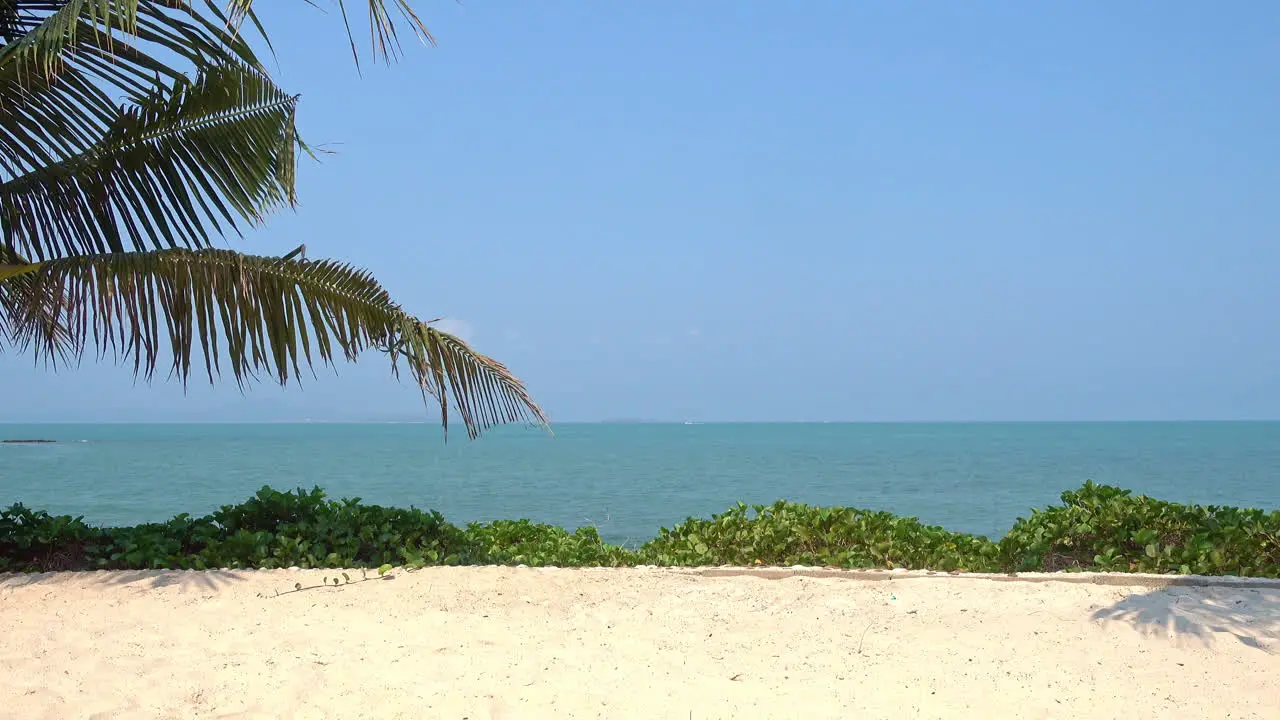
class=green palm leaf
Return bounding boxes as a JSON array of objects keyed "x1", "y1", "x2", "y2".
[
  {"x1": 225, "y1": 0, "x2": 435, "y2": 67},
  {"x1": 0, "y1": 243, "x2": 72, "y2": 365},
  {"x1": 1, "y1": 1, "x2": 547, "y2": 438},
  {"x1": 2, "y1": 60, "x2": 299, "y2": 260},
  {"x1": 3, "y1": 248, "x2": 549, "y2": 438},
  {"x1": 1, "y1": 1, "x2": 440, "y2": 263},
  {"x1": 1, "y1": 1, "x2": 292, "y2": 259}
]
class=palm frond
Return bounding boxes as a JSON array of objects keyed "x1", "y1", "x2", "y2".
[
  {"x1": 0, "y1": 1, "x2": 25, "y2": 44},
  {"x1": 225, "y1": 0, "x2": 435, "y2": 68},
  {"x1": 0, "y1": 2, "x2": 546, "y2": 439},
  {"x1": 2, "y1": 60, "x2": 299, "y2": 261},
  {"x1": 1, "y1": 2, "x2": 432, "y2": 263},
  {"x1": 0, "y1": 1, "x2": 289, "y2": 259},
  {"x1": 0, "y1": 243, "x2": 73, "y2": 364},
  {"x1": 1, "y1": 2, "x2": 260, "y2": 76},
  {"x1": 410, "y1": 323, "x2": 548, "y2": 440},
  {"x1": 5, "y1": 247, "x2": 549, "y2": 438},
  {"x1": 1, "y1": 1, "x2": 263, "y2": 138}
]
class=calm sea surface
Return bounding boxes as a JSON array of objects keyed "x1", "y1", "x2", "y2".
[{"x1": 1, "y1": 422, "x2": 1277, "y2": 544}]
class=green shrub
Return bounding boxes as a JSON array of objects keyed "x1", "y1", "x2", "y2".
[
  {"x1": 639, "y1": 500, "x2": 1001, "y2": 571},
  {"x1": 1000, "y1": 480, "x2": 1280, "y2": 577},
  {"x1": 197, "y1": 487, "x2": 468, "y2": 570},
  {"x1": 0, "y1": 482, "x2": 1276, "y2": 577},
  {"x1": 0, "y1": 505, "x2": 105, "y2": 571},
  {"x1": 461, "y1": 519, "x2": 633, "y2": 567}
]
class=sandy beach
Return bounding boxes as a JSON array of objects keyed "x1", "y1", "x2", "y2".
[{"x1": 1, "y1": 568, "x2": 1277, "y2": 719}]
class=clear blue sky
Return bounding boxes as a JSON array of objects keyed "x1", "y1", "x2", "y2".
[{"x1": 3, "y1": 0, "x2": 1278, "y2": 423}]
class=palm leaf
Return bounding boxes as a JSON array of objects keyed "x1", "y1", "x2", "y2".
[
  {"x1": 0, "y1": 2, "x2": 546, "y2": 439},
  {"x1": 1, "y1": 1, "x2": 433, "y2": 262},
  {"x1": 3, "y1": 247, "x2": 549, "y2": 438},
  {"x1": 1, "y1": 1, "x2": 265, "y2": 151},
  {"x1": 1, "y1": 1, "x2": 290, "y2": 260},
  {"x1": 2, "y1": 60, "x2": 299, "y2": 260},
  {"x1": 0, "y1": 243, "x2": 72, "y2": 365},
  {"x1": 225, "y1": 0, "x2": 435, "y2": 68}
]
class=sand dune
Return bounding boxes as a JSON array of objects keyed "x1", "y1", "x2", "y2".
[{"x1": 1, "y1": 567, "x2": 1277, "y2": 719}]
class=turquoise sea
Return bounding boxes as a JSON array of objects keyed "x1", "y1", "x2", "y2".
[{"x1": 1, "y1": 422, "x2": 1277, "y2": 544}]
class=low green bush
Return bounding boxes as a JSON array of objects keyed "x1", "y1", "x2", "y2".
[
  {"x1": 460, "y1": 519, "x2": 633, "y2": 567},
  {"x1": 999, "y1": 481, "x2": 1280, "y2": 576},
  {"x1": 639, "y1": 500, "x2": 1002, "y2": 571},
  {"x1": 1, "y1": 482, "x2": 1276, "y2": 577}
]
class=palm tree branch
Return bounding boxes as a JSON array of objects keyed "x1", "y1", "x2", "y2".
[
  {"x1": 0, "y1": 2, "x2": 546, "y2": 439},
  {"x1": 2, "y1": 60, "x2": 299, "y2": 260},
  {"x1": 0, "y1": 241, "x2": 72, "y2": 363},
  {"x1": 3, "y1": 247, "x2": 549, "y2": 438},
  {"x1": 225, "y1": 0, "x2": 434, "y2": 69},
  {"x1": 0, "y1": 1, "x2": 271, "y2": 183},
  {"x1": 1, "y1": 2, "x2": 261, "y2": 78}
]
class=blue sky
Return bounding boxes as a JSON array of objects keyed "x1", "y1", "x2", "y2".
[{"x1": 3, "y1": 0, "x2": 1278, "y2": 423}]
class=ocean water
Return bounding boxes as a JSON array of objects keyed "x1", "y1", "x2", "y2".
[{"x1": 1, "y1": 422, "x2": 1277, "y2": 544}]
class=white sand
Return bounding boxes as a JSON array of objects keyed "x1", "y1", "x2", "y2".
[{"x1": 1, "y1": 568, "x2": 1277, "y2": 719}]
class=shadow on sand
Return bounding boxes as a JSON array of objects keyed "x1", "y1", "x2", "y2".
[
  {"x1": 0, "y1": 569, "x2": 247, "y2": 592},
  {"x1": 99, "y1": 569, "x2": 249, "y2": 592},
  {"x1": 0, "y1": 568, "x2": 399, "y2": 596},
  {"x1": 1092, "y1": 585, "x2": 1280, "y2": 652}
]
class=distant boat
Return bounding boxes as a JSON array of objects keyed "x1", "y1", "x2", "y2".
[{"x1": 683, "y1": 421, "x2": 702, "y2": 425}]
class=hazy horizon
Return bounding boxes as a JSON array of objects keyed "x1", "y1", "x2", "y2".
[{"x1": 4, "y1": 418, "x2": 1278, "y2": 426}]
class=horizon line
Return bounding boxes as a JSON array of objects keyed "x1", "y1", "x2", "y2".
[{"x1": 3, "y1": 419, "x2": 1279, "y2": 425}]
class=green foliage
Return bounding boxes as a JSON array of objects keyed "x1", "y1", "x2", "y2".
[
  {"x1": 198, "y1": 487, "x2": 467, "y2": 570},
  {"x1": 0, "y1": 504, "x2": 104, "y2": 571},
  {"x1": 998, "y1": 480, "x2": 1280, "y2": 577},
  {"x1": 1, "y1": 482, "x2": 1276, "y2": 578},
  {"x1": 639, "y1": 501, "x2": 1001, "y2": 571},
  {"x1": 461, "y1": 520, "x2": 633, "y2": 567}
]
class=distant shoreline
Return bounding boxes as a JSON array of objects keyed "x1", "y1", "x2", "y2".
[{"x1": 3, "y1": 419, "x2": 1280, "y2": 426}]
